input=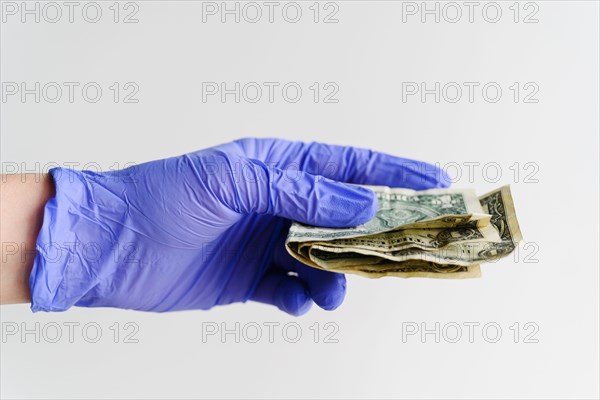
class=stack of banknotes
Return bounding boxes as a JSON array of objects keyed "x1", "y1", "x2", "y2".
[{"x1": 286, "y1": 185, "x2": 522, "y2": 279}]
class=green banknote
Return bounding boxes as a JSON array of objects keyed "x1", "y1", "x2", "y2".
[{"x1": 286, "y1": 185, "x2": 522, "y2": 279}]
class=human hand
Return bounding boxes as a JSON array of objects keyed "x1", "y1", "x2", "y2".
[{"x1": 30, "y1": 138, "x2": 449, "y2": 315}]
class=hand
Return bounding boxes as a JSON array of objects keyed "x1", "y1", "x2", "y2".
[{"x1": 30, "y1": 138, "x2": 449, "y2": 315}]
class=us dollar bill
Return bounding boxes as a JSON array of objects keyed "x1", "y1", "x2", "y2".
[
  {"x1": 287, "y1": 187, "x2": 490, "y2": 242},
  {"x1": 285, "y1": 185, "x2": 522, "y2": 279}
]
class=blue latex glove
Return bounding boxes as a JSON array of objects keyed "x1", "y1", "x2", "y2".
[{"x1": 30, "y1": 138, "x2": 449, "y2": 315}]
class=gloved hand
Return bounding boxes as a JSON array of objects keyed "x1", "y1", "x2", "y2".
[{"x1": 30, "y1": 138, "x2": 449, "y2": 315}]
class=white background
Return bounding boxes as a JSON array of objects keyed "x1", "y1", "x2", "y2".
[{"x1": 1, "y1": 1, "x2": 599, "y2": 398}]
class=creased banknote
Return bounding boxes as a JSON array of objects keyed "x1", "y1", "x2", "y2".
[{"x1": 286, "y1": 185, "x2": 522, "y2": 279}]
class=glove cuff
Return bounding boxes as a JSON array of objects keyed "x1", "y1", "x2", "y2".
[{"x1": 30, "y1": 168, "x2": 119, "y2": 312}]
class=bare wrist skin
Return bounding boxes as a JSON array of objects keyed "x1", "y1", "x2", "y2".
[{"x1": 0, "y1": 173, "x2": 55, "y2": 304}]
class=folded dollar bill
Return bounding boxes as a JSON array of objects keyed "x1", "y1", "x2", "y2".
[{"x1": 285, "y1": 185, "x2": 522, "y2": 279}]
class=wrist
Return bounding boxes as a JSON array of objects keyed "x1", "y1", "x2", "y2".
[{"x1": 1, "y1": 173, "x2": 55, "y2": 304}]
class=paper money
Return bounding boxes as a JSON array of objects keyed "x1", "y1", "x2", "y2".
[{"x1": 285, "y1": 185, "x2": 522, "y2": 279}]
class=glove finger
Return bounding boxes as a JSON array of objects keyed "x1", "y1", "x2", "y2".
[
  {"x1": 233, "y1": 138, "x2": 450, "y2": 190},
  {"x1": 214, "y1": 156, "x2": 378, "y2": 228},
  {"x1": 268, "y1": 165, "x2": 378, "y2": 227},
  {"x1": 250, "y1": 269, "x2": 313, "y2": 316},
  {"x1": 272, "y1": 242, "x2": 346, "y2": 311}
]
